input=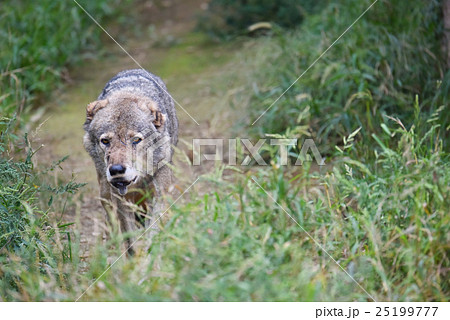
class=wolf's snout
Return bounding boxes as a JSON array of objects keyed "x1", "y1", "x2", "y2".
[
  {"x1": 109, "y1": 164, "x2": 126, "y2": 176},
  {"x1": 106, "y1": 163, "x2": 138, "y2": 196}
]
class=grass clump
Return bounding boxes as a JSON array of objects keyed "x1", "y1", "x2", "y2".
[
  {"x1": 242, "y1": 0, "x2": 447, "y2": 152},
  {"x1": 0, "y1": 118, "x2": 84, "y2": 300},
  {"x1": 327, "y1": 110, "x2": 449, "y2": 300},
  {"x1": 0, "y1": 0, "x2": 123, "y2": 118}
]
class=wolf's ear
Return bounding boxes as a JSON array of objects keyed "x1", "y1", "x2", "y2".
[
  {"x1": 145, "y1": 100, "x2": 166, "y2": 132},
  {"x1": 85, "y1": 99, "x2": 108, "y2": 125}
]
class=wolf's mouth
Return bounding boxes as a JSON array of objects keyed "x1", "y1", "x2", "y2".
[{"x1": 110, "y1": 177, "x2": 137, "y2": 195}]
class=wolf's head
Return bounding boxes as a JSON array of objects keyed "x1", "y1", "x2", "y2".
[{"x1": 83, "y1": 92, "x2": 170, "y2": 195}]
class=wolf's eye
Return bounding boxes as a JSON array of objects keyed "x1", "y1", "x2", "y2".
[
  {"x1": 100, "y1": 138, "x2": 110, "y2": 145},
  {"x1": 132, "y1": 137, "x2": 142, "y2": 145}
]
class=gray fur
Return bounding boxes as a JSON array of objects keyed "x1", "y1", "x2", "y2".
[
  {"x1": 83, "y1": 69, "x2": 178, "y2": 255},
  {"x1": 97, "y1": 69, "x2": 178, "y2": 145}
]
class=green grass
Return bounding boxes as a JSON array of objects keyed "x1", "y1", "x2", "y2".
[
  {"x1": 0, "y1": 0, "x2": 124, "y2": 119},
  {"x1": 241, "y1": 0, "x2": 448, "y2": 152},
  {"x1": 1, "y1": 105, "x2": 447, "y2": 301},
  {"x1": 0, "y1": 117, "x2": 84, "y2": 299}
]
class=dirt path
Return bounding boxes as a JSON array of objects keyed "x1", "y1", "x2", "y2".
[{"x1": 31, "y1": 0, "x2": 241, "y2": 256}]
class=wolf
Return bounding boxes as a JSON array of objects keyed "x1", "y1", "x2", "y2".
[{"x1": 83, "y1": 69, "x2": 178, "y2": 254}]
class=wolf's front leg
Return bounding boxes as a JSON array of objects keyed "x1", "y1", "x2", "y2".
[
  {"x1": 144, "y1": 167, "x2": 171, "y2": 234},
  {"x1": 115, "y1": 198, "x2": 137, "y2": 255},
  {"x1": 145, "y1": 199, "x2": 162, "y2": 238}
]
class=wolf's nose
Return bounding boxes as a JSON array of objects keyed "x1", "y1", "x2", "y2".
[{"x1": 109, "y1": 164, "x2": 126, "y2": 176}]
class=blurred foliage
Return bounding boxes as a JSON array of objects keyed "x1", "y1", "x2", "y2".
[
  {"x1": 197, "y1": 0, "x2": 324, "y2": 39},
  {"x1": 0, "y1": 0, "x2": 123, "y2": 119},
  {"x1": 243, "y1": 0, "x2": 448, "y2": 154}
]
